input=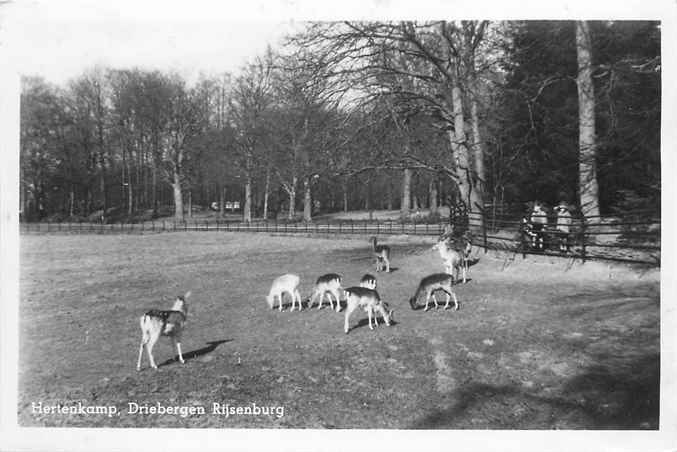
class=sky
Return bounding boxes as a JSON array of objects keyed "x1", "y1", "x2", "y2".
[
  {"x1": 0, "y1": 1, "x2": 300, "y2": 86},
  {"x1": 1, "y1": 0, "x2": 670, "y2": 87}
]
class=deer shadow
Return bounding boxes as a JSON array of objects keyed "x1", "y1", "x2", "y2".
[
  {"x1": 349, "y1": 316, "x2": 398, "y2": 332},
  {"x1": 160, "y1": 339, "x2": 232, "y2": 367},
  {"x1": 466, "y1": 257, "x2": 480, "y2": 268},
  {"x1": 410, "y1": 302, "x2": 461, "y2": 311}
]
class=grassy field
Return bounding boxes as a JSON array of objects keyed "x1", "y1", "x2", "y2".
[{"x1": 18, "y1": 232, "x2": 659, "y2": 428}]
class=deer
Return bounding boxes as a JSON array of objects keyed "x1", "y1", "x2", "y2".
[
  {"x1": 307, "y1": 273, "x2": 343, "y2": 311},
  {"x1": 343, "y1": 286, "x2": 394, "y2": 334},
  {"x1": 359, "y1": 273, "x2": 377, "y2": 290},
  {"x1": 408, "y1": 274, "x2": 459, "y2": 311},
  {"x1": 136, "y1": 291, "x2": 191, "y2": 371},
  {"x1": 266, "y1": 274, "x2": 302, "y2": 311},
  {"x1": 432, "y1": 237, "x2": 470, "y2": 284},
  {"x1": 370, "y1": 236, "x2": 391, "y2": 273}
]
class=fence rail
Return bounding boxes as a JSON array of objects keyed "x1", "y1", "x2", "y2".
[{"x1": 20, "y1": 216, "x2": 661, "y2": 267}]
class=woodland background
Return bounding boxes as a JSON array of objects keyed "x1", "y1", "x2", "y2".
[{"x1": 19, "y1": 21, "x2": 661, "y2": 225}]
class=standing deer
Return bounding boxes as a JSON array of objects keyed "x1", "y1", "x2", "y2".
[
  {"x1": 370, "y1": 236, "x2": 391, "y2": 273},
  {"x1": 136, "y1": 292, "x2": 191, "y2": 371}
]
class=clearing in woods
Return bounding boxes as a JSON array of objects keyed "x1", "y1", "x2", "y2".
[{"x1": 18, "y1": 232, "x2": 659, "y2": 428}]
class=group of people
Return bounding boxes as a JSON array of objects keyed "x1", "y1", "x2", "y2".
[{"x1": 522, "y1": 200, "x2": 573, "y2": 253}]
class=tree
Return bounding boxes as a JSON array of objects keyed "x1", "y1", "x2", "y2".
[
  {"x1": 575, "y1": 20, "x2": 601, "y2": 219},
  {"x1": 494, "y1": 21, "x2": 660, "y2": 215},
  {"x1": 291, "y1": 21, "x2": 492, "y2": 227}
]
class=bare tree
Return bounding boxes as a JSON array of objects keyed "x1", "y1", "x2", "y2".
[
  {"x1": 291, "y1": 21, "x2": 492, "y2": 226},
  {"x1": 230, "y1": 52, "x2": 275, "y2": 223}
]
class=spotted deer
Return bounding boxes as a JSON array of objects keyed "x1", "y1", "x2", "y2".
[
  {"x1": 409, "y1": 273, "x2": 459, "y2": 311},
  {"x1": 343, "y1": 286, "x2": 393, "y2": 334},
  {"x1": 370, "y1": 236, "x2": 391, "y2": 273},
  {"x1": 136, "y1": 292, "x2": 191, "y2": 371},
  {"x1": 307, "y1": 273, "x2": 343, "y2": 311},
  {"x1": 266, "y1": 274, "x2": 302, "y2": 311}
]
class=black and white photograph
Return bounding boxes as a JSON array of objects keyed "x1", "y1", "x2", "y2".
[{"x1": 0, "y1": 0, "x2": 675, "y2": 450}]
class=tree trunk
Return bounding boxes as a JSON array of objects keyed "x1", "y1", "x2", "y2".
[
  {"x1": 287, "y1": 175, "x2": 297, "y2": 220},
  {"x1": 127, "y1": 165, "x2": 133, "y2": 217},
  {"x1": 470, "y1": 95, "x2": 485, "y2": 213},
  {"x1": 343, "y1": 177, "x2": 349, "y2": 212},
  {"x1": 219, "y1": 185, "x2": 226, "y2": 218},
  {"x1": 576, "y1": 20, "x2": 601, "y2": 219},
  {"x1": 151, "y1": 166, "x2": 158, "y2": 215},
  {"x1": 69, "y1": 187, "x2": 75, "y2": 217},
  {"x1": 172, "y1": 169, "x2": 184, "y2": 222},
  {"x1": 448, "y1": 81, "x2": 483, "y2": 229},
  {"x1": 387, "y1": 177, "x2": 394, "y2": 210},
  {"x1": 401, "y1": 167, "x2": 412, "y2": 215},
  {"x1": 187, "y1": 190, "x2": 192, "y2": 218},
  {"x1": 99, "y1": 156, "x2": 107, "y2": 213},
  {"x1": 365, "y1": 177, "x2": 371, "y2": 211},
  {"x1": 429, "y1": 178, "x2": 438, "y2": 215},
  {"x1": 243, "y1": 177, "x2": 252, "y2": 223},
  {"x1": 263, "y1": 167, "x2": 271, "y2": 220},
  {"x1": 303, "y1": 177, "x2": 312, "y2": 222}
]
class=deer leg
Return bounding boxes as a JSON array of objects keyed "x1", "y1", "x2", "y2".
[
  {"x1": 443, "y1": 290, "x2": 451, "y2": 310},
  {"x1": 174, "y1": 336, "x2": 185, "y2": 364},
  {"x1": 344, "y1": 302, "x2": 357, "y2": 334},
  {"x1": 145, "y1": 332, "x2": 159, "y2": 370},
  {"x1": 333, "y1": 289, "x2": 342, "y2": 312},
  {"x1": 136, "y1": 339, "x2": 146, "y2": 371},
  {"x1": 295, "y1": 289, "x2": 302, "y2": 311}
]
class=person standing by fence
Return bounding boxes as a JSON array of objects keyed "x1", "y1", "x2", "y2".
[{"x1": 554, "y1": 201, "x2": 573, "y2": 253}]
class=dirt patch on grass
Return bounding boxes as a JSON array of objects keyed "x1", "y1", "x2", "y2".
[{"x1": 18, "y1": 232, "x2": 659, "y2": 428}]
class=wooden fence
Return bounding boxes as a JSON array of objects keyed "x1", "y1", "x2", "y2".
[{"x1": 20, "y1": 212, "x2": 660, "y2": 266}]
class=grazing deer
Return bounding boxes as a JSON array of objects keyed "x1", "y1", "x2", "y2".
[
  {"x1": 307, "y1": 273, "x2": 343, "y2": 311},
  {"x1": 359, "y1": 274, "x2": 377, "y2": 290},
  {"x1": 371, "y1": 236, "x2": 391, "y2": 273},
  {"x1": 136, "y1": 292, "x2": 191, "y2": 371},
  {"x1": 343, "y1": 286, "x2": 393, "y2": 334},
  {"x1": 266, "y1": 274, "x2": 302, "y2": 311},
  {"x1": 409, "y1": 274, "x2": 459, "y2": 311},
  {"x1": 432, "y1": 239, "x2": 469, "y2": 284}
]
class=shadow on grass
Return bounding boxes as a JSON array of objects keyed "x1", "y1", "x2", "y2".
[
  {"x1": 350, "y1": 317, "x2": 398, "y2": 332},
  {"x1": 410, "y1": 353, "x2": 659, "y2": 429},
  {"x1": 160, "y1": 339, "x2": 232, "y2": 367}
]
